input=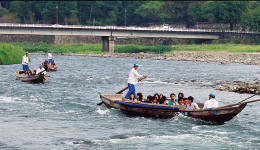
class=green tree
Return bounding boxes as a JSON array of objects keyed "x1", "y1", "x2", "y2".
[
  {"x1": 241, "y1": 5, "x2": 260, "y2": 31},
  {"x1": 205, "y1": 1, "x2": 249, "y2": 30},
  {"x1": 0, "y1": 6, "x2": 8, "y2": 17},
  {"x1": 135, "y1": 1, "x2": 170, "y2": 24},
  {"x1": 162, "y1": 1, "x2": 200, "y2": 28}
]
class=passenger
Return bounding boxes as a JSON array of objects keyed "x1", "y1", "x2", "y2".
[
  {"x1": 186, "y1": 96, "x2": 200, "y2": 110},
  {"x1": 143, "y1": 95, "x2": 152, "y2": 103},
  {"x1": 183, "y1": 98, "x2": 189, "y2": 105},
  {"x1": 178, "y1": 98, "x2": 184, "y2": 105},
  {"x1": 161, "y1": 96, "x2": 167, "y2": 105},
  {"x1": 151, "y1": 96, "x2": 158, "y2": 104},
  {"x1": 36, "y1": 65, "x2": 46, "y2": 75},
  {"x1": 129, "y1": 93, "x2": 135, "y2": 101},
  {"x1": 167, "y1": 93, "x2": 178, "y2": 105},
  {"x1": 154, "y1": 93, "x2": 159, "y2": 101},
  {"x1": 158, "y1": 94, "x2": 164, "y2": 104},
  {"x1": 43, "y1": 59, "x2": 49, "y2": 71},
  {"x1": 178, "y1": 92, "x2": 184, "y2": 102},
  {"x1": 203, "y1": 93, "x2": 218, "y2": 109},
  {"x1": 137, "y1": 93, "x2": 143, "y2": 102}
]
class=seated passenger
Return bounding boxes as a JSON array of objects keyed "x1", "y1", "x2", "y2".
[
  {"x1": 160, "y1": 96, "x2": 167, "y2": 105},
  {"x1": 203, "y1": 93, "x2": 218, "y2": 109},
  {"x1": 36, "y1": 65, "x2": 46, "y2": 75},
  {"x1": 186, "y1": 96, "x2": 200, "y2": 110},
  {"x1": 151, "y1": 96, "x2": 158, "y2": 104},
  {"x1": 167, "y1": 93, "x2": 178, "y2": 105},
  {"x1": 142, "y1": 95, "x2": 152, "y2": 103},
  {"x1": 158, "y1": 94, "x2": 164, "y2": 104},
  {"x1": 178, "y1": 92, "x2": 184, "y2": 102},
  {"x1": 137, "y1": 93, "x2": 143, "y2": 102},
  {"x1": 183, "y1": 98, "x2": 189, "y2": 105},
  {"x1": 129, "y1": 93, "x2": 135, "y2": 101},
  {"x1": 178, "y1": 98, "x2": 184, "y2": 105},
  {"x1": 154, "y1": 93, "x2": 159, "y2": 101}
]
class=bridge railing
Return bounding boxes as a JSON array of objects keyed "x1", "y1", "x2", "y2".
[{"x1": 0, "y1": 23, "x2": 258, "y2": 34}]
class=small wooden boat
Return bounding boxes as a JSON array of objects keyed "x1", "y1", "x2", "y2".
[
  {"x1": 47, "y1": 64, "x2": 58, "y2": 71},
  {"x1": 15, "y1": 71, "x2": 47, "y2": 83},
  {"x1": 99, "y1": 94, "x2": 260, "y2": 124}
]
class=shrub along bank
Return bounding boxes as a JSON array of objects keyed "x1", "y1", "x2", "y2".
[
  {"x1": 7, "y1": 42, "x2": 260, "y2": 55},
  {"x1": 0, "y1": 43, "x2": 25, "y2": 65}
]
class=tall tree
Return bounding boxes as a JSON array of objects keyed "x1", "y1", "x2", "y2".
[
  {"x1": 241, "y1": 4, "x2": 260, "y2": 31},
  {"x1": 205, "y1": 1, "x2": 249, "y2": 30},
  {"x1": 135, "y1": 1, "x2": 170, "y2": 24},
  {"x1": 162, "y1": 1, "x2": 200, "y2": 28}
]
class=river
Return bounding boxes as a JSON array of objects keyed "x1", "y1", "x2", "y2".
[{"x1": 0, "y1": 54, "x2": 260, "y2": 149}]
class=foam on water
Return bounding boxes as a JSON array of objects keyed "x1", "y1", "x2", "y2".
[{"x1": 96, "y1": 108, "x2": 110, "y2": 115}]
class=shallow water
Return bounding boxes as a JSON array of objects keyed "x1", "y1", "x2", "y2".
[{"x1": 0, "y1": 54, "x2": 260, "y2": 149}]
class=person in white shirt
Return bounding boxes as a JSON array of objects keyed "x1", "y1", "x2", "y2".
[
  {"x1": 203, "y1": 93, "x2": 218, "y2": 109},
  {"x1": 36, "y1": 65, "x2": 46, "y2": 75},
  {"x1": 22, "y1": 52, "x2": 29, "y2": 71},
  {"x1": 48, "y1": 50, "x2": 54, "y2": 65},
  {"x1": 124, "y1": 63, "x2": 147, "y2": 99},
  {"x1": 186, "y1": 96, "x2": 200, "y2": 110}
]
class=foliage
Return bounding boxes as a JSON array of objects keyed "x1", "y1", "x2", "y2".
[
  {"x1": 0, "y1": 6, "x2": 8, "y2": 17},
  {"x1": 0, "y1": 1, "x2": 258, "y2": 32},
  {"x1": 0, "y1": 13, "x2": 20, "y2": 23},
  {"x1": 0, "y1": 43, "x2": 25, "y2": 65},
  {"x1": 204, "y1": 1, "x2": 248, "y2": 30},
  {"x1": 241, "y1": 5, "x2": 260, "y2": 31},
  {"x1": 11, "y1": 42, "x2": 51, "y2": 53},
  {"x1": 115, "y1": 45, "x2": 171, "y2": 54}
]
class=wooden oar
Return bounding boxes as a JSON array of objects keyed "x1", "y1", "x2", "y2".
[
  {"x1": 238, "y1": 94, "x2": 255, "y2": 103},
  {"x1": 217, "y1": 99, "x2": 260, "y2": 109},
  {"x1": 97, "y1": 76, "x2": 147, "y2": 106}
]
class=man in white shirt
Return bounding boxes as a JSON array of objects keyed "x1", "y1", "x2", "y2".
[
  {"x1": 36, "y1": 65, "x2": 46, "y2": 75},
  {"x1": 124, "y1": 63, "x2": 147, "y2": 99},
  {"x1": 186, "y1": 96, "x2": 200, "y2": 110},
  {"x1": 48, "y1": 50, "x2": 54, "y2": 65},
  {"x1": 203, "y1": 93, "x2": 218, "y2": 109},
  {"x1": 22, "y1": 52, "x2": 29, "y2": 71}
]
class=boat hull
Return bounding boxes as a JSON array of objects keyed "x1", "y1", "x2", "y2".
[
  {"x1": 16, "y1": 72, "x2": 46, "y2": 83},
  {"x1": 100, "y1": 94, "x2": 183, "y2": 118},
  {"x1": 181, "y1": 103, "x2": 246, "y2": 124},
  {"x1": 100, "y1": 94, "x2": 247, "y2": 123}
]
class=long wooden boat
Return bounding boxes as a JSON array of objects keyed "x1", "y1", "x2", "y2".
[
  {"x1": 99, "y1": 94, "x2": 258, "y2": 124},
  {"x1": 15, "y1": 71, "x2": 46, "y2": 83},
  {"x1": 180, "y1": 103, "x2": 247, "y2": 124}
]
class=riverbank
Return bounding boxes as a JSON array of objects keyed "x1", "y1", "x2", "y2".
[
  {"x1": 0, "y1": 43, "x2": 25, "y2": 65},
  {"x1": 37, "y1": 51, "x2": 260, "y2": 65}
]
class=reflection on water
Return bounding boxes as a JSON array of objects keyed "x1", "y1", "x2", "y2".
[{"x1": 0, "y1": 54, "x2": 260, "y2": 149}]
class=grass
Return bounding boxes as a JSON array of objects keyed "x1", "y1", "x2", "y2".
[
  {"x1": 6, "y1": 42, "x2": 260, "y2": 56},
  {"x1": 0, "y1": 43, "x2": 26, "y2": 65},
  {"x1": 167, "y1": 44, "x2": 260, "y2": 53}
]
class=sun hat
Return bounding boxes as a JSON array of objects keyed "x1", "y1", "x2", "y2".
[
  {"x1": 209, "y1": 93, "x2": 216, "y2": 98},
  {"x1": 134, "y1": 63, "x2": 139, "y2": 67}
]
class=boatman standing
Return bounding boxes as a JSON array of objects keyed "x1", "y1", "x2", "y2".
[
  {"x1": 124, "y1": 63, "x2": 147, "y2": 99},
  {"x1": 22, "y1": 52, "x2": 29, "y2": 72},
  {"x1": 48, "y1": 50, "x2": 54, "y2": 66}
]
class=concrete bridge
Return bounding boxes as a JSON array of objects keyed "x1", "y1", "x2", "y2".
[{"x1": 0, "y1": 23, "x2": 258, "y2": 53}]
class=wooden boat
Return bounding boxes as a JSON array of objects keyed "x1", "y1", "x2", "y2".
[
  {"x1": 15, "y1": 71, "x2": 46, "y2": 83},
  {"x1": 47, "y1": 64, "x2": 58, "y2": 71},
  {"x1": 180, "y1": 103, "x2": 247, "y2": 124},
  {"x1": 99, "y1": 94, "x2": 259, "y2": 124},
  {"x1": 100, "y1": 94, "x2": 185, "y2": 118}
]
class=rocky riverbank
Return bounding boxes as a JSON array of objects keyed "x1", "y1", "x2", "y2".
[
  {"x1": 51, "y1": 51, "x2": 260, "y2": 65},
  {"x1": 215, "y1": 80, "x2": 260, "y2": 95}
]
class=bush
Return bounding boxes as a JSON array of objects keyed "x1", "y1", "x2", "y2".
[{"x1": 0, "y1": 43, "x2": 25, "y2": 65}]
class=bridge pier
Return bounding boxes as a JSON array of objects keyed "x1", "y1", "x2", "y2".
[{"x1": 102, "y1": 36, "x2": 114, "y2": 53}]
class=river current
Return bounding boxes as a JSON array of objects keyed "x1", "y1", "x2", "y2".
[{"x1": 0, "y1": 54, "x2": 260, "y2": 149}]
